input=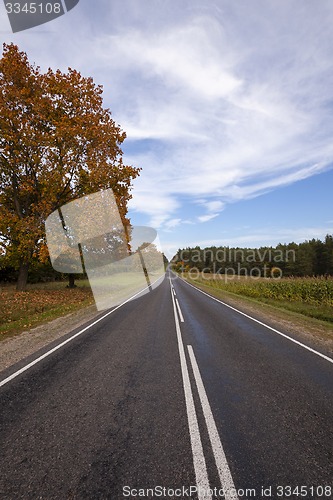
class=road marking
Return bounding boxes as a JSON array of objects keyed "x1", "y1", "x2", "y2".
[
  {"x1": 180, "y1": 277, "x2": 333, "y2": 365},
  {"x1": 0, "y1": 276, "x2": 164, "y2": 389},
  {"x1": 175, "y1": 298, "x2": 185, "y2": 323},
  {"x1": 169, "y1": 279, "x2": 211, "y2": 500},
  {"x1": 188, "y1": 345, "x2": 239, "y2": 500}
]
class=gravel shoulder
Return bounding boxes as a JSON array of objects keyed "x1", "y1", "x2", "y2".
[{"x1": 0, "y1": 304, "x2": 99, "y2": 372}]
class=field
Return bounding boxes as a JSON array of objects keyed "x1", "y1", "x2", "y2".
[
  {"x1": 185, "y1": 274, "x2": 333, "y2": 323},
  {"x1": 0, "y1": 281, "x2": 94, "y2": 338}
]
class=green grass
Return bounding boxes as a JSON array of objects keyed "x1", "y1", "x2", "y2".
[
  {"x1": 0, "y1": 280, "x2": 94, "y2": 339},
  {"x1": 183, "y1": 274, "x2": 333, "y2": 324}
]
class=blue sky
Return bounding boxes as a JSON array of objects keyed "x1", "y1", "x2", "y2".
[{"x1": 1, "y1": 0, "x2": 333, "y2": 258}]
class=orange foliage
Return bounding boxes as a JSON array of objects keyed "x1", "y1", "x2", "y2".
[
  {"x1": 0, "y1": 285, "x2": 94, "y2": 336},
  {"x1": 0, "y1": 43, "x2": 140, "y2": 288}
]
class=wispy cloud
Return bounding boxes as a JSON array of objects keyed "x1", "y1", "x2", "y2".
[
  {"x1": 95, "y1": 3, "x2": 333, "y2": 227},
  {"x1": 183, "y1": 226, "x2": 333, "y2": 251},
  {"x1": 5, "y1": 0, "x2": 333, "y2": 235}
]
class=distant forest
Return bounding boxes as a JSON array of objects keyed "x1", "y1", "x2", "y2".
[{"x1": 172, "y1": 234, "x2": 333, "y2": 277}]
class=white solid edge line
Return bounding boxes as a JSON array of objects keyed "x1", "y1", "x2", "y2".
[
  {"x1": 175, "y1": 298, "x2": 185, "y2": 323},
  {"x1": 188, "y1": 345, "x2": 239, "y2": 500},
  {"x1": 0, "y1": 275, "x2": 165, "y2": 389},
  {"x1": 169, "y1": 279, "x2": 211, "y2": 500},
  {"x1": 179, "y1": 276, "x2": 333, "y2": 365}
]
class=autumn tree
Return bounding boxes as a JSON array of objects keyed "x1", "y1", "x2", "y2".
[{"x1": 0, "y1": 43, "x2": 140, "y2": 290}]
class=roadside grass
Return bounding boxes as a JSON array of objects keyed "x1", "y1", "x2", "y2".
[
  {"x1": 182, "y1": 273, "x2": 333, "y2": 324},
  {"x1": 0, "y1": 270, "x2": 164, "y2": 340},
  {"x1": 0, "y1": 280, "x2": 94, "y2": 339}
]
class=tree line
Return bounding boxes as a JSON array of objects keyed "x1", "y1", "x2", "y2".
[{"x1": 172, "y1": 235, "x2": 333, "y2": 277}]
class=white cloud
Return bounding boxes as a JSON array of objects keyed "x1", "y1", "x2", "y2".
[
  {"x1": 185, "y1": 227, "x2": 333, "y2": 250},
  {"x1": 128, "y1": 187, "x2": 179, "y2": 229},
  {"x1": 95, "y1": 7, "x2": 333, "y2": 227},
  {"x1": 164, "y1": 218, "x2": 182, "y2": 230},
  {"x1": 115, "y1": 22, "x2": 242, "y2": 100},
  {"x1": 158, "y1": 225, "x2": 333, "y2": 260},
  {"x1": 197, "y1": 199, "x2": 225, "y2": 213},
  {"x1": 206, "y1": 200, "x2": 225, "y2": 212},
  {"x1": 4, "y1": 0, "x2": 333, "y2": 236},
  {"x1": 198, "y1": 213, "x2": 219, "y2": 223}
]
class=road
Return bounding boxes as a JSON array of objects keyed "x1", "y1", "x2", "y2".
[{"x1": 0, "y1": 271, "x2": 332, "y2": 499}]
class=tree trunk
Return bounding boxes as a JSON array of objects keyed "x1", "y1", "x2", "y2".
[
  {"x1": 16, "y1": 261, "x2": 29, "y2": 291},
  {"x1": 67, "y1": 274, "x2": 77, "y2": 288}
]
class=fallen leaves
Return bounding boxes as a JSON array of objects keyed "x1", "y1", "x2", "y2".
[{"x1": 0, "y1": 283, "x2": 94, "y2": 337}]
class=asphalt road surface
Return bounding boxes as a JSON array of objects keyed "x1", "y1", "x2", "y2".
[{"x1": 0, "y1": 271, "x2": 332, "y2": 500}]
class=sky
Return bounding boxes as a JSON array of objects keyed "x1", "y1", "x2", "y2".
[{"x1": 1, "y1": 0, "x2": 333, "y2": 259}]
